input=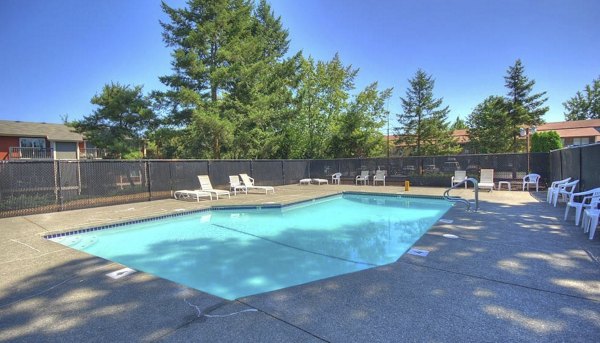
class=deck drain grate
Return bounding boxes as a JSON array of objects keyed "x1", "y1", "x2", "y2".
[
  {"x1": 106, "y1": 268, "x2": 136, "y2": 279},
  {"x1": 407, "y1": 248, "x2": 429, "y2": 257}
]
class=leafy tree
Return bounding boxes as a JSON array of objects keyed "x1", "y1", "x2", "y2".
[
  {"x1": 394, "y1": 69, "x2": 459, "y2": 156},
  {"x1": 70, "y1": 83, "x2": 155, "y2": 158},
  {"x1": 563, "y1": 76, "x2": 600, "y2": 120},
  {"x1": 467, "y1": 96, "x2": 513, "y2": 153},
  {"x1": 531, "y1": 131, "x2": 562, "y2": 152},
  {"x1": 287, "y1": 54, "x2": 357, "y2": 158},
  {"x1": 504, "y1": 59, "x2": 548, "y2": 151},
  {"x1": 328, "y1": 83, "x2": 392, "y2": 157},
  {"x1": 450, "y1": 116, "x2": 468, "y2": 130}
]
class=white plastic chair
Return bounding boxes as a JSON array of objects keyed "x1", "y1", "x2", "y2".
[
  {"x1": 229, "y1": 175, "x2": 247, "y2": 195},
  {"x1": 355, "y1": 171, "x2": 369, "y2": 185},
  {"x1": 373, "y1": 170, "x2": 386, "y2": 186},
  {"x1": 582, "y1": 197, "x2": 600, "y2": 240},
  {"x1": 564, "y1": 187, "x2": 600, "y2": 225},
  {"x1": 552, "y1": 179, "x2": 579, "y2": 207},
  {"x1": 451, "y1": 170, "x2": 467, "y2": 189},
  {"x1": 522, "y1": 173, "x2": 540, "y2": 192},
  {"x1": 547, "y1": 177, "x2": 571, "y2": 203},
  {"x1": 239, "y1": 173, "x2": 275, "y2": 194},
  {"x1": 331, "y1": 172, "x2": 342, "y2": 185},
  {"x1": 197, "y1": 175, "x2": 231, "y2": 199},
  {"x1": 478, "y1": 169, "x2": 495, "y2": 191}
]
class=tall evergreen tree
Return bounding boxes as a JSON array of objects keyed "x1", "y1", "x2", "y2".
[
  {"x1": 504, "y1": 59, "x2": 548, "y2": 151},
  {"x1": 563, "y1": 76, "x2": 600, "y2": 120},
  {"x1": 467, "y1": 96, "x2": 513, "y2": 153},
  {"x1": 156, "y1": 0, "x2": 293, "y2": 159},
  {"x1": 394, "y1": 69, "x2": 459, "y2": 156}
]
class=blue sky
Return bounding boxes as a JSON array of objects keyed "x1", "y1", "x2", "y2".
[{"x1": 1, "y1": 0, "x2": 598, "y2": 126}]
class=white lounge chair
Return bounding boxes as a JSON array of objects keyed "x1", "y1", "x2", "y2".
[
  {"x1": 522, "y1": 173, "x2": 541, "y2": 192},
  {"x1": 547, "y1": 177, "x2": 571, "y2": 203},
  {"x1": 239, "y1": 173, "x2": 275, "y2": 194},
  {"x1": 478, "y1": 169, "x2": 495, "y2": 191},
  {"x1": 451, "y1": 170, "x2": 467, "y2": 189},
  {"x1": 174, "y1": 190, "x2": 212, "y2": 202},
  {"x1": 582, "y1": 197, "x2": 600, "y2": 240},
  {"x1": 355, "y1": 171, "x2": 369, "y2": 185},
  {"x1": 373, "y1": 170, "x2": 386, "y2": 186},
  {"x1": 197, "y1": 175, "x2": 231, "y2": 199},
  {"x1": 229, "y1": 175, "x2": 247, "y2": 195},
  {"x1": 331, "y1": 172, "x2": 342, "y2": 185},
  {"x1": 312, "y1": 178, "x2": 328, "y2": 185},
  {"x1": 564, "y1": 187, "x2": 600, "y2": 225},
  {"x1": 552, "y1": 179, "x2": 579, "y2": 207}
]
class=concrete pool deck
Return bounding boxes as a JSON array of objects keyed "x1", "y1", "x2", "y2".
[{"x1": 0, "y1": 184, "x2": 599, "y2": 342}]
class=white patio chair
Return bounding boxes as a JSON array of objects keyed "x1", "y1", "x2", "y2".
[
  {"x1": 552, "y1": 179, "x2": 579, "y2": 207},
  {"x1": 174, "y1": 190, "x2": 212, "y2": 202},
  {"x1": 197, "y1": 175, "x2": 231, "y2": 199},
  {"x1": 451, "y1": 170, "x2": 467, "y2": 189},
  {"x1": 373, "y1": 170, "x2": 386, "y2": 186},
  {"x1": 239, "y1": 173, "x2": 275, "y2": 194},
  {"x1": 522, "y1": 173, "x2": 541, "y2": 192},
  {"x1": 355, "y1": 171, "x2": 369, "y2": 185},
  {"x1": 564, "y1": 187, "x2": 600, "y2": 225},
  {"x1": 547, "y1": 177, "x2": 571, "y2": 203},
  {"x1": 582, "y1": 197, "x2": 600, "y2": 240},
  {"x1": 229, "y1": 175, "x2": 247, "y2": 195},
  {"x1": 331, "y1": 172, "x2": 342, "y2": 185},
  {"x1": 478, "y1": 169, "x2": 495, "y2": 191}
]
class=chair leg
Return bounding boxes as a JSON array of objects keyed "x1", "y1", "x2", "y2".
[
  {"x1": 590, "y1": 215, "x2": 599, "y2": 239},
  {"x1": 564, "y1": 206, "x2": 571, "y2": 221},
  {"x1": 575, "y1": 207, "x2": 583, "y2": 226}
]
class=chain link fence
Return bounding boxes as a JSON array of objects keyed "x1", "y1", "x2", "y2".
[{"x1": 0, "y1": 152, "x2": 554, "y2": 217}]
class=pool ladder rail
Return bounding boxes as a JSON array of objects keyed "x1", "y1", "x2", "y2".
[{"x1": 443, "y1": 177, "x2": 479, "y2": 212}]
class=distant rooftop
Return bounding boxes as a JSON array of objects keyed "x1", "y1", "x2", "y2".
[{"x1": 0, "y1": 120, "x2": 83, "y2": 141}]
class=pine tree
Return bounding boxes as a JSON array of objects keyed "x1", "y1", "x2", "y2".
[
  {"x1": 504, "y1": 59, "x2": 548, "y2": 151},
  {"x1": 563, "y1": 76, "x2": 600, "y2": 120},
  {"x1": 71, "y1": 83, "x2": 155, "y2": 158},
  {"x1": 450, "y1": 116, "x2": 468, "y2": 130},
  {"x1": 395, "y1": 69, "x2": 459, "y2": 156}
]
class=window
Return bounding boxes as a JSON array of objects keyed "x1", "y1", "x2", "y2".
[
  {"x1": 19, "y1": 138, "x2": 46, "y2": 148},
  {"x1": 572, "y1": 137, "x2": 590, "y2": 146}
]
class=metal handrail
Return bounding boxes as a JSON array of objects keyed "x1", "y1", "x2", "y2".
[{"x1": 443, "y1": 177, "x2": 479, "y2": 212}]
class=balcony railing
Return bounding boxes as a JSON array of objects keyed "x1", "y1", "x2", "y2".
[
  {"x1": 9, "y1": 147, "x2": 53, "y2": 160},
  {"x1": 80, "y1": 148, "x2": 105, "y2": 159}
]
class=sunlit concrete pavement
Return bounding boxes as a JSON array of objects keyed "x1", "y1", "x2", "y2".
[{"x1": 1, "y1": 184, "x2": 599, "y2": 342}]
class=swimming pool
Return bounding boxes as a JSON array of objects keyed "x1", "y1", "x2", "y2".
[{"x1": 49, "y1": 193, "x2": 452, "y2": 300}]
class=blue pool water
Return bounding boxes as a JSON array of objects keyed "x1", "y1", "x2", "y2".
[{"x1": 50, "y1": 194, "x2": 451, "y2": 300}]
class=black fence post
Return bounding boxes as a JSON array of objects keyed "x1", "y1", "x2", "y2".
[
  {"x1": 145, "y1": 160, "x2": 151, "y2": 201},
  {"x1": 56, "y1": 160, "x2": 63, "y2": 211},
  {"x1": 281, "y1": 160, "x2": 285, "y2": 185}
]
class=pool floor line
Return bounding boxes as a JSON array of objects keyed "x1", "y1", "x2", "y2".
[{"x1": 210, "y1": 223, "x2": 377, "y2": 267}]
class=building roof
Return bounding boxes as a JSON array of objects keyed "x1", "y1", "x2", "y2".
[
  {"x1": 0, "y1": 120, "x2": 84, "y2": 141},
  {"x1": 537, "y1": 119, "x2": 600, "y2": 131},
  {"x1": 388, "y1": 119, "x2": 600, "y2": 146}
]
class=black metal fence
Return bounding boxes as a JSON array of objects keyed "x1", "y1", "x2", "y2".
[
  {"x1": 549, "y1": 143, "x2": 600, "y2": 191},
  {"x1": 0, "y1": 153, "x2": 550, "y2": 218}
]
